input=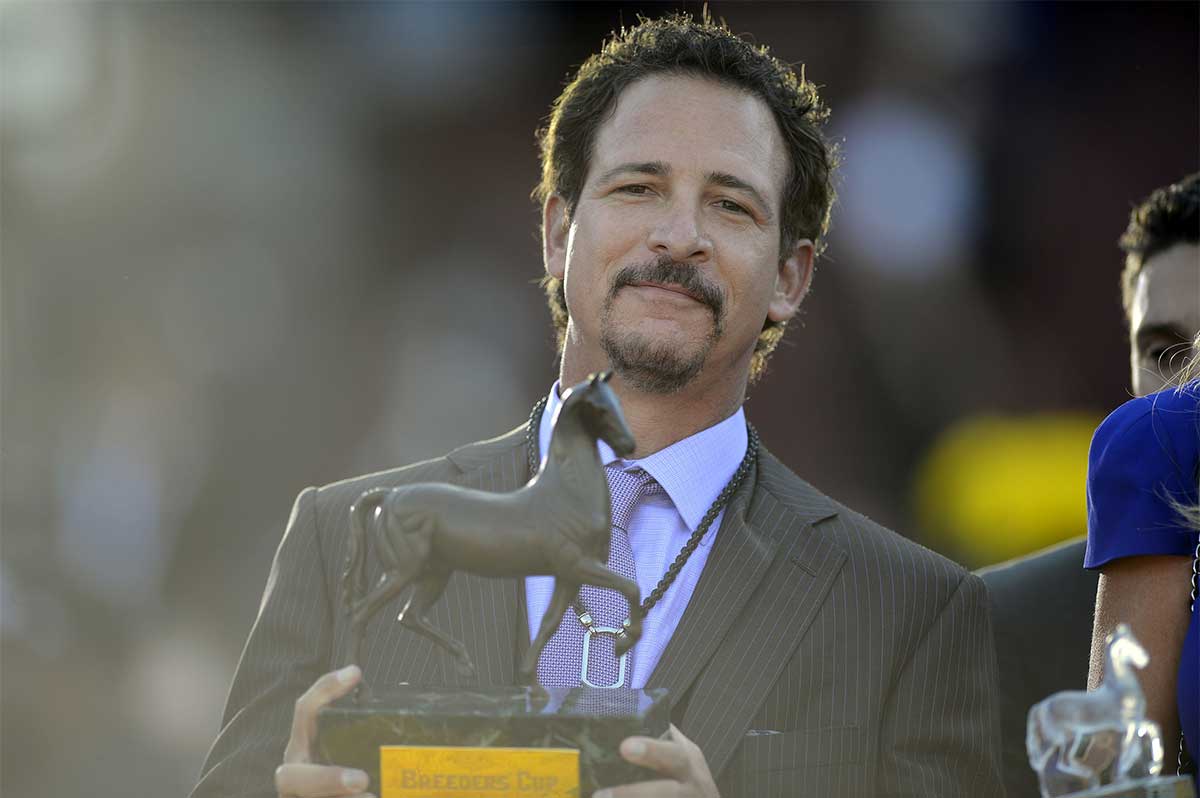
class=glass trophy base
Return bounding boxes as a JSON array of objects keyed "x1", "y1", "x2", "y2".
[
  {"x1": 1055, "y1": 776, "x2": 1196, "y2": 798},
  {"x1": 316, "y1": 685, "x2": 670, "y2": 797}
]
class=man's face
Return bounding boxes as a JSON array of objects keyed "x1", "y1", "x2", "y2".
[
  {"x1": 543, "y1": 74, "x2": 813, "y2": 394},
  {"x1": 1128, "y1": 242, "x2": 1200, "y2": 396}
]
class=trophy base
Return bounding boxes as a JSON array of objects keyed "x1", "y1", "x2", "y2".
[
  {"x1": 316, "y1": 685, "x2": 670, "y2": 797},
  {"x1": 1056, "y1": 776, "x2": 1196, "y2": 798}
]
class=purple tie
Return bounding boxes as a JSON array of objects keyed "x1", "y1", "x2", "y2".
[{"x1": 536, "y1": 466, "x2": 663, "y2": 688}]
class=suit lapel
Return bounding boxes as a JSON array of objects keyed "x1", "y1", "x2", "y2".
[
  {"x1": 644, "y1": 471, "x2": 777, "y2": 705},
  {"x1": 647, "y1": 449, "x2": 846, "y2": 778}
]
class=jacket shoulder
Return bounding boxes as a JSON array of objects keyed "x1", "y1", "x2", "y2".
[
  {"x1": 308, "y1": 423, "x2": 528, "y2": 530},
  {"x1": 977, "y1": 537, "x2": 1093, "y2": 607},
  {"x1": 828, "y1": 499, "x2": 968, "y2": 586},
  {"x1": 759, "y1": 447, "x2": 969, "y2": 590},
  {"x1": 317, "y1": 454, "x2": 461, "y2": 501}
]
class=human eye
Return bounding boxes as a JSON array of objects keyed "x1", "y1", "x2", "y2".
[
  {"x1": 1143, "y1": 337, "x2": 1190, "y2": 371},
  {"x1": 716, "y1": 198, "x2": 750, "y2": 215}
]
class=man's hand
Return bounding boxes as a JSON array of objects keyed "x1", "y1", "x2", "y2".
[
  {"x1": 274, "y1": 665, "x2": 374, "y2": 798},
  {"x1": 594, "y1": 724, "x2": 720, "y2": 798}
]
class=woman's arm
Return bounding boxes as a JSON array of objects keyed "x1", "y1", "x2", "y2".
[{"x1": 1089, "y1": 554, "x2": 1193, "y2": 744}]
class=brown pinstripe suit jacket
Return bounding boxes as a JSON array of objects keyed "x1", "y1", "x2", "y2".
[{"x1": 192, "y1": 424, "x2": 1004, "y2": 797}]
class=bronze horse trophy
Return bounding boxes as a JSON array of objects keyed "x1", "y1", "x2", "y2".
[{"x1": 341, "y1": 372, "x2": 641, "y2": 695}]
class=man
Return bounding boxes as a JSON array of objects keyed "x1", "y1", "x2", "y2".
[
  {"x1": 194, "y1": 15, "x2": 1001, "y2": 798},
  {"x1": 1122, "y1": 174, "x2": 1200, "y2": 398},
  {"x1": 979, "y1": 171, "x2": 1199, "y2": 798}
]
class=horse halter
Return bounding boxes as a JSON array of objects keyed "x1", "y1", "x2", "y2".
[{"x1": 525, "y1": 393, "x2": 760, "y2": 682}]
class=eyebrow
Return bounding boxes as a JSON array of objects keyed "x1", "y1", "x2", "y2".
[
  {"x1": 1134, "y1": 322, "x2": 1191, "y2": 350},
  {"x1": 705, "y1": 170, "x2": 774, "y2": 222},
  {"x1": 594, "y1": 161, "x2": 670, "y2": 185},
  {"x1": 594, "y1": 161, "x2": 774, "y2": 222}
]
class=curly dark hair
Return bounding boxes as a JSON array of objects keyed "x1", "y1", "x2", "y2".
[
  {"x1": 1119, "y1": 172, "x2": 1199, "y2": 316},
  {"x1": 533, "y1": 12, "x2": 838, "y2": 381}
]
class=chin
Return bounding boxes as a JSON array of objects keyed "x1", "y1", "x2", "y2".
[{"x1": 601, "y1": 328, "x2": 713, "y2": 395}]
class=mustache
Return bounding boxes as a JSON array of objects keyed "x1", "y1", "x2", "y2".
[{"x1": 608, "y1": 258, "x2": 726, "y2": 318}]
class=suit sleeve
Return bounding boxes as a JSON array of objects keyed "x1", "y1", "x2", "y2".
[
  {"x1": 191, "y1": 487, "x2": 334, "y2": 798},
  {"x1": 877, "y1": 572, "x2": 1005, "y2": 797}
]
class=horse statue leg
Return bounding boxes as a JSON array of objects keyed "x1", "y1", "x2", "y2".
[
  {"x1": 1118, "y1": 720, "x2": 1162, "y2": 781},
  {"x1": 568, "y1": 557, "x2": 643, "y2": 658},
  {"x1": 342, "y1": 487, "x2": 394, "y2": 671},
  {"x1": 1068, "y1": 725, "x2": 1120, "y2": 786},
  {"x1": 345, "y1": 566, "x2": 421, "y2": 701},
  {"x1": 366, "y1": 514, "x2": 477, "y2": 678},
  {"x1": 521, "y1": 578, "x2": 579, "y2": 685},
  {"x1": 401, "y1": 570, "x2": 478, "y2": 679},
  {"x1": 342, "y1": 505, "x2": 434, "y2": 700}
]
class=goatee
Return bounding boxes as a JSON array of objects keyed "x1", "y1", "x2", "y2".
[{"x1": 599, "y1": 257, "x2": 726, "y2": 394}]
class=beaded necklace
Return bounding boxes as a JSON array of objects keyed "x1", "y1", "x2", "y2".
[{"x1": 524, "y1": 395, "x2": 758, "y2": 684}]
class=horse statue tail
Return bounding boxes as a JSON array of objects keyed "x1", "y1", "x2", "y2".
[{"x1": 343, "y1": 487, "x2": 393, "y2": 612}]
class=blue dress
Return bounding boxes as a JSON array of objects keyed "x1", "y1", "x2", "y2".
[{"x1": 1084, "y1": 382, "x2": 1199, "y2": 785}]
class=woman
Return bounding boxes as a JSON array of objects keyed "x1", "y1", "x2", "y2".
[{"x1": 1087, "y1": 376, "x2": 1199, "y2": 787}]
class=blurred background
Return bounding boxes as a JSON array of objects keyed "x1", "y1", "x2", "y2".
[{"x1": 1, "y1": 1, "x2": 1196, "y2": 794}]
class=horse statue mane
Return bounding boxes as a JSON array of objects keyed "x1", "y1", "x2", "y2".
[
  {"x1": 340, "y1": 371, "x2": 641, "y2": 698},
  {"x1": 1026, "y1": 623, "x2": 1165, "y2": 797}
]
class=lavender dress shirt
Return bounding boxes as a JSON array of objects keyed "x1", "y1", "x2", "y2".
[{"x1": 525, "y1": 382, "x2": 748, "y2": 688}]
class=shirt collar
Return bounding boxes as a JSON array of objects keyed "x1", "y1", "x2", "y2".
[{"x1": 537, "y1": 380, "x2": 748, "y2": 533}]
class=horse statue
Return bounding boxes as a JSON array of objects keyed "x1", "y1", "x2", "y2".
[
  {"x1": 1027, "y1": 623, "x2": 1164, "y2": 797},
  {"x1": 340, "y1": 371, "x2": 642, "y2": 695}
]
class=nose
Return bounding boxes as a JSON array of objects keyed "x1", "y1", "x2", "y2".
[{"x1": 647, "y1": 200, "x2": 713, "y2": 263}]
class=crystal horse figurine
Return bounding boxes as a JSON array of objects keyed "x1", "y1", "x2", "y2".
[
  {"x1": 340, "y1": 372, "x2": 641, "y2": 697},
  {"x1": 1027, "y1": 623, "x2": 1165, "y2": 797}
]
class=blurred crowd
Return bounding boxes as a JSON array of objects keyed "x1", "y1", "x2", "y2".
[{"x1": 1, "y1": 3, "x2": 1196, "y2": 795}]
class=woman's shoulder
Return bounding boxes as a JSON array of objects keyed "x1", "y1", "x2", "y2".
[
  {"x1": 1093, "y1": 381, "x2": 1199, "y2": 459},
  {"x1": 1084, "y1": 382, "x2": 1200, "y2": 569}
]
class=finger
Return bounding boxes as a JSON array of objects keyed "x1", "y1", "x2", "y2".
[
  {"x1": 667, "y1": 723, "x2": 706, "y2": 759},
  {"x1": 284, "y1": 665, "x2": 362, "y2": 764},
  {"x1": 274, "y1": 762, "x2": 369, "y2": 796},
  {"x1": 619, "y1": 736, "x2": 689, "y2": 780},
  {"x1": 594, "y1": 780, "x2": 683, "y2": 798},
  {"x1": 667, "y1": 724, "x2": 700, "y2": 748}
]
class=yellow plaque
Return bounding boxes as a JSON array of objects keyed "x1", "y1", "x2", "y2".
[{"x1": 380, "y1": 745, "x2": 580, "y2": 798}]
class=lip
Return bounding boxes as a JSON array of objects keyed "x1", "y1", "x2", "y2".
[{"x1": 627, "y1": 281, "x2": 704, "y2": 304}]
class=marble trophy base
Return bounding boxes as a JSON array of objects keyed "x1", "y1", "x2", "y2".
[
  {"x1": 1054, "y1": 776, "x2": 1196, "y2": 798},
  {"x1": 316, "y1": 685, "x2": 670, "y2": 797}
]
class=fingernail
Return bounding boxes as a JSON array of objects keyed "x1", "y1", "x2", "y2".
[
  {"x1": 336, "y1": 665, "x2": 360, "y2": 684},
  {"x1": 342, "y1": 769, "x2": 368, "y2": 790},
  {"x1": 625, "y1": 739, "x2": 646, "y2": 757}
]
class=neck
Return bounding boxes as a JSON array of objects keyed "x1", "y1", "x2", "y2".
[
  {"x1": 548, "y1": 404, "x2": 594, "y2": 463},
  {"x1": 558, "y1": 352, "x2": 748, "y2": 459}
]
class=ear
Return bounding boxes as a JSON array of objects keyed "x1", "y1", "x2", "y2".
[
  {"x1": 767, "y1": 238, "x2": 815, "y2": 323},
  {"x1": 543, "y1": 194, "x2": 569, "y2": 280}
]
